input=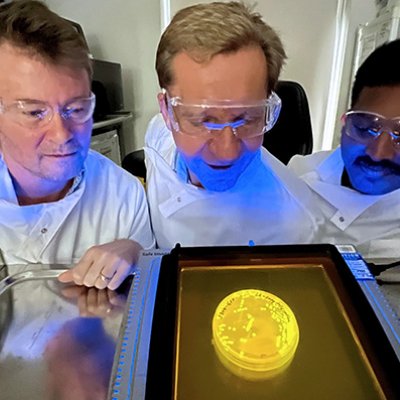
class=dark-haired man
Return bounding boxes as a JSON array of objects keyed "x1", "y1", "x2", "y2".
[
  {"x1": 289, "y1": 39, "x2": 400, "y2": 258},
  {"x1": 0, "y1": 0, "x2": 154, "y2": 288}
]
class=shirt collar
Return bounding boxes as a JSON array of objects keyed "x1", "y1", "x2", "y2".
[
  {"x1": 66, "y1": 168, "x2": 85, "y2": 195},
  {"x1": 316, "y1": 147, "x2": 344, "y2": 184},
  {"x1": 175, "y1": 152, "x2": 190, "y2": 183}
]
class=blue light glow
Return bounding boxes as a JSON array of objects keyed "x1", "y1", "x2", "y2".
[{"x1": 178, "y1": 149, "x2": 261, "y2": 192}]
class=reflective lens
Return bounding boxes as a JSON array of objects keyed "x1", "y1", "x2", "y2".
[
  {"x1": 0, "y1": 93, "x2": 96, "y2": 129},
  {"x1": 343, "y1": 111, "x2": 400, "y2": 149},
  {"x1": 60, "y1": 96, "x2": 96, "y2": 124},
  {"x1": 165, "y1": 91, "x2": 281, "y2": 138}
]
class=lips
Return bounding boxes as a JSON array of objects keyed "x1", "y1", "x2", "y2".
[
  {"x1": 357, "y1": 157, "x2": 399, "y2": 177},
  {"x1": 207, "y1": 164, "x2": 232, "y2": 170},
  {"x1": 359, "y1": 163, "x2": 390, "y2": 177},
  {"x1": 44, "y1": 152, "x2": 77, "y2": 158}
]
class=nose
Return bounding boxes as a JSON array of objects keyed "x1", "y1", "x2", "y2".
[
  {"x1": 366, "y1": 131, "x2": 396, "y2": 161},
  {"x1": 46, "y1": 112, "x2": 74, "y2": 144},
  {"x1": 208, "y1": 126, "x2": 242, "y2": 163}
]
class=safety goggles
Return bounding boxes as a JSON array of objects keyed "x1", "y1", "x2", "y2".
[
  {"x1": 342, "y1": 110, "x2": 400, "y2": 150},
  {"x1": 163, "y1": 90, "x2": 281, "y2": 139},
  {"x1": 0, "y1": 93, "x2": 96, "y2": 129}
]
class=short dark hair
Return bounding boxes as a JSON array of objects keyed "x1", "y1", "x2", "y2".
[
  {"x1": 351, "y1": 38, "x2": 400, "y2": 107},
  {"x1": 0, "y1": 0, "x2": 92, "y2": 79}
]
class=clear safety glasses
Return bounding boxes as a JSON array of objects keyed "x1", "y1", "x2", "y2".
[
  {"x1": 0, "y1": 93, "x2": 96, "y2": 129},
  {"x1": 163, "y1": 90, "x2": 282, "y2": 139},
  {"x1": 342, "y1": 110, "x2": 400, "y2": 150}
]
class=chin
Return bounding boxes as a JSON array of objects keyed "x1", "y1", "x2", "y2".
[
  {"x1": 200, "y1": 175, "x2": 240, "y2": 192},
  {"x1": 42, "y1": 156, "x2": 84, "y2": 180},
  {"x1": 186, "y1": 150, "x2": 260, "y2": 192},
  {"x1": 41, "y1": 165, "x2": 83, "y2": 183},
  {"x1": 352, "y1": 179, "x2": 399, "y2": 195}
]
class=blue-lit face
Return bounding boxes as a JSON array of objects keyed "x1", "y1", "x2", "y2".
[
  {"x1": 341, "y1": 86, "x2": 400, "y2": 195},
  {"x1": 0, "y1": 42, "x2": 92, "y2": 199},
  {"x1": 159, "y1": 46, "x2": 268, "y2": 191}
]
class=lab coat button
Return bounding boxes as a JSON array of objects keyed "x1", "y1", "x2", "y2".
[{"x1": 41, "y1": 228, "x2": 48, "y2": 234}]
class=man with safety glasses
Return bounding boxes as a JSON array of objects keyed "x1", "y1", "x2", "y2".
[
  {"x1": 289, "y1": 39, "x2": 400, "y2": 258},
  {"x1": 0, "y1": 1, "x2": 154, "y2": 288},
  {"x1": 145, "y1": 1, "x2": 322, "y2": 248}
]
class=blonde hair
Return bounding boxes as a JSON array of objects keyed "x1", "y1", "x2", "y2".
[
  {"x1": 0, "y1": 0, "x2": 92, "y2": 79},
  {"x1": 156, "y1": 1, "x2": 286, "y2": 93}
]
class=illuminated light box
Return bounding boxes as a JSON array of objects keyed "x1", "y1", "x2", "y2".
[{"x1": 140, "y1": 245, "x2": 400, "y2": 400}]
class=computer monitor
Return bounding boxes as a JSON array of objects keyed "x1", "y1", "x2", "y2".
[{"x1": 91, "y1": 59, "x2": 125, "y2": 120}]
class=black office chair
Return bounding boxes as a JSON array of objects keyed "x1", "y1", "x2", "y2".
[
  {"x1": 264, "y1": 80, "x2": 313, "y2": 164},
  {"x1": 122, "y1": 147, "x2": 146, "y2": 179},
  {"x1": 122, "y1": 80, "x2": 313, "y2": 179}
]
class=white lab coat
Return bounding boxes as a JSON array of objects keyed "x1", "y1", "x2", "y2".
[
  {"x1": 0, "y1": 150, "x2": 155, "y2": 265},
  {"x1": 289, "y1": 148, "x2": 400, "y2": 259}
]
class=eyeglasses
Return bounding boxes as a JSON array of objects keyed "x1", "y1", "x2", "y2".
[
  {"x1": 163, "y1": 90, "x2": 281, "y2": 139},
  {"x1": 0, "y1": 93, "x2": 96, "y2": 129},
  {"x1": 342, "y1": 110, "x2": 400, "y2": 150}
]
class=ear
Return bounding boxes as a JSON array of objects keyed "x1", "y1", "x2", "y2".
[{"x1": 157, "y1": 91, "x2": 173, "y2": 132}]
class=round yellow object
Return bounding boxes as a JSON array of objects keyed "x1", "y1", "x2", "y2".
[{"x1": 212, "y1": 289, "x2": 299, "y2": 379}]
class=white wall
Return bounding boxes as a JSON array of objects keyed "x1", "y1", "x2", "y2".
[
  {"x1": 332, "y1": 0, "x2": 376, "y2": 147},
  {"x1": 45, "y1": 0, "x2": 162, "y2": 154}
]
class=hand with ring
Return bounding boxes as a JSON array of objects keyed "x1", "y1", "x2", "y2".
[
  {"x1": 58, "y1": 239, "x2": 142, "y2": 290},
  {"x1": 99, "y1": 271, "x2": 113, "y2": 284}
]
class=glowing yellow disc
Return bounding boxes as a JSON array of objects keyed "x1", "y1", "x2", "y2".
[{"x1": 212, "y1": 289, "x2": 299, "y2": 379}]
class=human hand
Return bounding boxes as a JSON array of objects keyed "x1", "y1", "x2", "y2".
[
  {"x1": 58, "y1": 239, "x2": 142, "y2": 290},
  {"x1": 59, "y1": 284, "x2": 127, "y2": 318}
]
